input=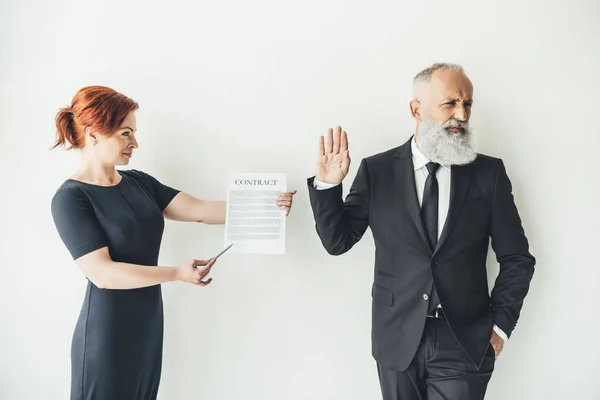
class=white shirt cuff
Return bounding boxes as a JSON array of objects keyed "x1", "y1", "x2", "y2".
[
  {"x1": 313, "y1": 178, "x2": 340, "y2": 190},
  {"x1": 493, "y1": 325, "x2": 508, "y2": 342}
]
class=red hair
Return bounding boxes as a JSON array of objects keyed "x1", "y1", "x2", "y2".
[{"x1": 53, "y1": 86, "x2": 139, "y2": 150}]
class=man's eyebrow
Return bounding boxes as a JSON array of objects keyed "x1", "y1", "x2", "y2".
[{"x1": 441, "y1": 98, "x2": 473, "y2": 103}]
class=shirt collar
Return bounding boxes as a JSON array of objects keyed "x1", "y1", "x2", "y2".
[{"x1": 411, "y1": 136, "x2": 451, "y2": 171}]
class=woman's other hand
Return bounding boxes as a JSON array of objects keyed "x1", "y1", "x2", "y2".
[
  {"x1": 277, "y1": 190, "x2": 297, "y2": 216},
  {"x1": 176, "y1": 258, "x2": 216, "y2": 286}
]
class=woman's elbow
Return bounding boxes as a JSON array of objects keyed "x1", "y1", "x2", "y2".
[
  {"x1": 78, "y1": 262, "x2": 112, "y2": 289},
  {"x1": 85, "y1": 272, "x2": 110, "y2": 289}
]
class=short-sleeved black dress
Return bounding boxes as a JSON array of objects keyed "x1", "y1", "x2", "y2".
[{"x1": 51, "y1": 169, "x2": 180, "y2": 400}]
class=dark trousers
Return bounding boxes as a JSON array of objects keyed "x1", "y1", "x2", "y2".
[{"x1": 377, "y1": 316, "x2": 495, "y2": 400}]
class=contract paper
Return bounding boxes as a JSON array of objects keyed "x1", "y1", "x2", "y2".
[{"x1": 224, "y1": 173, "x2": 287, "y2": 254}]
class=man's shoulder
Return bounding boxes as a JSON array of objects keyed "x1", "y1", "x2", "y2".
[
  {"x1": 358, "y1": 146, "x2": 402, "y2": 174},
  {"x1": 362, "y1": 137, "x2": 411, "y2": 168},
  {"x1": 365, "y1": 146, "x2": 401, "y2": 162},
  {"x1": 475, "y1": 152, "x2": 500, "y2": 162},
  {"x1": 472, "y1": 152, "x2": 502, "y2": 172}
]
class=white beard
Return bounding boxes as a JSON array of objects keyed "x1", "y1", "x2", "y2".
[{"x1": 415, "y1": 115, "x2": 477, "y2": 166}]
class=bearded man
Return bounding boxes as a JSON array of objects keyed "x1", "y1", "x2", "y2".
[{"x1": 306, "y1": 63, "x2": 535, "y2": 400}]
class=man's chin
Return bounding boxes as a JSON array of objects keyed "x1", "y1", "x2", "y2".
[
  {"x1": 417, "y1": 124, "x2": 477, "y2": 165},
  {"x1": 452, "y1": 154, "x2": 478, "y2": 165},
  {"x1": 440, "y1": 152, "x2": 477, "y2": 166},
  {"x1": 427, "y1": 145, "x2": 477, "y2": 166}
]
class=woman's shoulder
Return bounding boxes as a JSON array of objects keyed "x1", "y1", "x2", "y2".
[
  {"x1": 53, "y1": 179, "x2": 86, "y2": 197},
  {"x1": 51, "y1": 180, "x2": 90, "y2": 213},
  {"x1": 119, "y1": 168, "x2": 154, "y2": 182},
  {"x1": 119, "y1": 169, "x2": 168, "y2": 189}
]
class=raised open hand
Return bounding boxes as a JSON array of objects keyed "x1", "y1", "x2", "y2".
[{"x1": 316, "y1": 126, "x2": 351, "y2": 185}]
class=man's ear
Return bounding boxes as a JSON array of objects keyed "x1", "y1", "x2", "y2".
[{"x1": 410, "y1": 99, "x2": 422, "y2": 122}]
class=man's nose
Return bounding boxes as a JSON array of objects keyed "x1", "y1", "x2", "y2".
[{"x1": 454, "y1": 106, "x2": 468, "y2": 122}]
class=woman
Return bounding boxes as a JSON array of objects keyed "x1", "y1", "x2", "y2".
[{"x1": 50, "y1": 85, "x2": 297, "y2": 400}]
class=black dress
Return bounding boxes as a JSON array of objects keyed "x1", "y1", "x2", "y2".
[{"x1": 51, "y1": 169, "x2": 180, "y2": 400}]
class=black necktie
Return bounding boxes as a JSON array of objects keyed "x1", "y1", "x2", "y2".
[{"x1": 422, "y1": 162, "x2": 440, "y2": 312}]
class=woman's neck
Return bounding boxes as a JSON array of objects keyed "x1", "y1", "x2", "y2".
[{"x1": 73, "y1": 157, "x2": 121, "y2": 186}]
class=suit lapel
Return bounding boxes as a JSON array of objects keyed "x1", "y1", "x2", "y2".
[
  {"x1": 433, "y1": 161, "x2": 473, "y2": 256},
  {"x1": 392, "y1": 139, "x2": 431, "y2": 254}
]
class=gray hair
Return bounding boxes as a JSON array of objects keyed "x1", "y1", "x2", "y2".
[{"x1": 413, "y1": 62, "x2": 465, "y2": 97}]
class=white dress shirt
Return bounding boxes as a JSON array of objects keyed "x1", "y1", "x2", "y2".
[{"x1": 313, "y1": 137, "x2": 508, "y2": 342}]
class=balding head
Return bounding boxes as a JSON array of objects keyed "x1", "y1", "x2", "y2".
[
  {"x1": 409, "y1": 63, "x2": 477, "y2": 165},
  {"x1": 412, "y1": 63, "x2": 466, "y2": 98},
  {"x1": 411, "y1": 63, "x2": 473, "y2": 120}
]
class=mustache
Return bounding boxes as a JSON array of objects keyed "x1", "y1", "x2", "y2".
[
  {"x1": 442, "y1": 119, "x2": 467, "y2": 128},
  {"x1": 441, "y1": 119, "x2": 468, "y2": 133}
]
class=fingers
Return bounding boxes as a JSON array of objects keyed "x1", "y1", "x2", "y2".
[
  {"x1": 341, "y1": 149, "x2": 351, "y2": 173},
  {"x1": 194, "y1": 259, "x2": 216, "y2": 282},
  {"x1": 277, "y1": 190, "x2": 296, "y2": 201},
  {"x1": 277, "y1": 198, "x2": 292, "y2": 214},
  {"x1": 490, "y1": 334, "x2": 503, "y2": 360},
  {"x1": 325, "y1": 128, "x2": 333, "y2": 154},
  {"x1": 195, "y1": 258, "x2": 216, "y2": 266},
  {"x1": 199, "y1": 268, "x2": 211, "y2": 281},
  {"x1": 340, "y1": 130, "x2": 348, "y2": 152},
  {"x1": 277, "y1": 191, "x2": 296, "y2": 204},
  {"x1": 278, "y1": 205, "x2": 291, "y2": 215},
  {"x1": 193, "y1": 266, "x2": 213, "y2": 285},
  {"x1": 333, "y1": 126, "x2": 341, "y2": 154},
  {"x1": 192, "y1": 264, "x2": 214, "y2": 286},
  {"x1": 318, "y1": 135, "x2": 325, "y2": 156},
  {"x1": 193, "y1": 258, "x2": 211, "y2": 267},
  {"x1": 323, "y1": 126, "x2": 345, "y2": 155},
  {"x1": 277, "y1": 190, "x2": 295, "y2": 215},
  {"x1": 183, "y1": 258, "x2": 217, "y2": 286},
  {"x1": 196, "y1": 260, "x2": 215, "y2": 273},
  {"x1": 198, "y1": 278, "x2": 213, "y2": 287}
]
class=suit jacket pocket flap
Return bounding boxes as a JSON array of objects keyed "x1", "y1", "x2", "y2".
[{"x1": 371, "y1": 283, "x2": 393, "y2": 306}]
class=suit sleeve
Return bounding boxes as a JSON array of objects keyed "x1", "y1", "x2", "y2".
[
  {"x1": 489, "y1": 159, "x2": 536, "y2": 338},
  {"x1": 307, "y1": 158, "x2": 370, "y2": 255}
]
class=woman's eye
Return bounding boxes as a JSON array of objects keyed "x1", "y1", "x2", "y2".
[{"x1": 122, "y1": 132, "x2": 130, "y2": 136}]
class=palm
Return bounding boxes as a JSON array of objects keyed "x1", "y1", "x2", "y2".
[{"x1": 316, "y1": 126, "x2": 351, "y2": 184}]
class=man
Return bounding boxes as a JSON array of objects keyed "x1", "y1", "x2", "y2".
[{"x1": 306, "y1": 63, "x2": 535, "y2": 399}]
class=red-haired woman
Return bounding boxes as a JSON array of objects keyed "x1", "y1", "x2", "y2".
[{"x1": 50, "y1": 86, "x2": 296, "y2": 400}]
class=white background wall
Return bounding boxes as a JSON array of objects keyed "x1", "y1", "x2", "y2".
[{"x1": 1, "y1": 0, "x2": 599, "y2": 399}]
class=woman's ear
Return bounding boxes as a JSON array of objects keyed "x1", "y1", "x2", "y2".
[{"x1": 85, "y1": 126, "x2": 98, "y2": 146}]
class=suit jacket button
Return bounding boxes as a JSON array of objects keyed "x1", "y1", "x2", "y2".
[{"x1": 423, "y1": 294, "x2": 429, "y2": 300}]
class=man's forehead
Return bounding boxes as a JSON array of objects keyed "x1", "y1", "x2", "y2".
[{"x1": 429, "y1": 70, "x2": 473, "y2": 98}]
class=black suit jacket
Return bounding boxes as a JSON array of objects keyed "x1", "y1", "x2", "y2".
[{"x1": 307, "y1": 136, "x2": 535, "y2": 371}]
